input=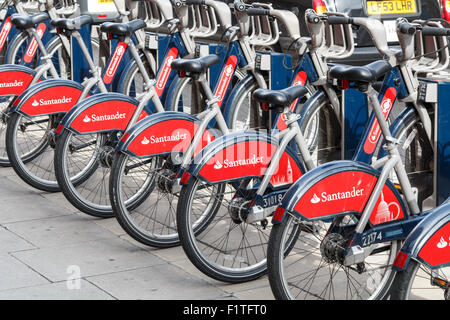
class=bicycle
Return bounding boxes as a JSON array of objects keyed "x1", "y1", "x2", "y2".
[
  {"x1": 4, "y1": 14, "x2": 113, "y2": 192},
  {"x1": 0, "y1": 10, "x2": 72, "y2": 166},
  {"x1": 266, "y1": 18, "x2": 449, "y2": 300},
  {"x1": 106, "y1": 2, "x2": 324, "y2": 247}
]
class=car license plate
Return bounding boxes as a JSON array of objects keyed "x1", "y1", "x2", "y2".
[
  {"x1": 383, "y1": 20, "x2": 399, "y2": 42},
  {"x1": 367, "y1": 0, "x2": 417, "y2": 15},
  {"x1": 98, "y1": 0, "x2": 114, "y2": 3}
]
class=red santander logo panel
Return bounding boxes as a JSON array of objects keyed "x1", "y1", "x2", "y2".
[
  {"x1": 363, "y1": 87, "x2": 397, "y2": 154},
  {"x1": 418, "y1": 222, "x2": 450, "y2": 267},
  {"x1": 294, "y1": 171, "x2": 378, "y2": 219},
  {"x1": 270, "y1": 152, "x2": 302, "y2": 187},
  {"x1": 20, "y1": 86, "x2": 83, "y2": 116},
  {"x1": 199, "y1": 141, "x2": 277, "y2": 182},
  {"x1": 368, "y1": 184, "x2": 404, "y2": 225},
  {"x1": 24, "y1": 23, "x2": 46, "y2": 63},
  {"x1": 213, "y1": 55, "x2": 237, "y2": 108},
  {"x1": 0, "y1": 71, "x2": 33, "y2": 95},
  {"x1": 154, "y1": 47, "x2": 178, "y2": 97},
  {"x1": 127, "y1": 119, "x2": 214, "y2": 157},
  {"x1": 0, "y1": 17, "x2": 12, "y2": 52},
  {"x1": 71, "y1": 100, "x2": 148, "y2": 133},
  {"x1": 294, "y1": 170, "x2": 404, "y2": 222},
  {"x1": 103, "y1": 42, "x2": 128, "y2": 85}
]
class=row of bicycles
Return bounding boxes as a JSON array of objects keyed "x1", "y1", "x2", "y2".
[{"x1": 0, "y1": 0, "x2": 448, "y2": 300}]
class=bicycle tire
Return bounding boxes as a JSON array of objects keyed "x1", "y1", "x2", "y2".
[
  {"x1": 6, "y1": 112, "x2": 60, "y2": 191},
  {"x1": 267, "y1": 213, "x2": 400, "y2": 300},
  {"x1": 390, "y1": 259, "x2": 450, "y2": 300},
  {"x1": 110, "y1": 152, "x2": 184, "y2": 248}
]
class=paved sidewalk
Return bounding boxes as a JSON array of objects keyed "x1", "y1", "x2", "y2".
[
  {"x1": 1, "y1": 166, "x2": 444, "y2": 300},
  {"x1": 0, "y1": 166, "x2": 272, "y2": 300}
]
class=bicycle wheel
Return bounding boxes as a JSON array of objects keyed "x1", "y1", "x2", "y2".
[
  {"x1": 54, "y1": 129, "x2": 116, "y2": 217},
  {"x1": 110, "y1": 153, "x2": 186, "y2": 247},
  {"x1": 267, "y1": 213, "x2": 400, "y2": 300},
  {"x1": 300, "y1": 94, "x2": 341, "y2": 165},
  {"x1": 390, "y1": 259, "x2": 450, "y2": 300},
  {"x1": 5, "y1": 31, "x2": 38, "y2": 67},
  {"x1": 6, "y1": 112, "x2": 60, "y2": 191},
  {"x1": 177, "y1": 176, "x2": 272, "y2": 283}
]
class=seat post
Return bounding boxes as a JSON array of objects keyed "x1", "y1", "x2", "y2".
[
  {"x1": 127, "y1": 38, "x2": 154, "y2": 89},
  {"x1": 28, "y1": 27, "x2": 60, "y2": 78},
  {"x1": 197, "y1": 75, "x2": 229, "y2": 135},
  {"x1": 72, "y1": 31, "x2": 108, "y2": 93}
]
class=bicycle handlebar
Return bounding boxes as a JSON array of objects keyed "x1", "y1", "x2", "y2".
[
  {"x1": 422, "y1": 25, "x2": 450, "y2": 36},
  {"x1": 247, "y1": 7, "x2": 270, "y2": 16},
  {"x1": 327, "y1": 16, "x2": 353, "y2": 25},
  {"x1": 185, "y1": 0, "x2": 204, "y2": 5}
]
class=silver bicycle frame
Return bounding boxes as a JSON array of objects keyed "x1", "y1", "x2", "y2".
[{"x1": 343, "y1": 85, "x2": 422, "y2": 266}]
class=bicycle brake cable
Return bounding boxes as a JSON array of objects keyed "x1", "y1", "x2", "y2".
[
  {"x1": 215, "y1": 26, "x2": 237, "y2": 56},
  {"x1": 282, "y1": 38, "x2": 302, "y2": 71}
]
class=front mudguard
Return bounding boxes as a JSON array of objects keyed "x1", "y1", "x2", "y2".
[
  {"x1": 9, "y1": 79, "x2": 84, "y2": 117},
  {"x1": 221, "y1": 74, "x2": 256, "y2": 126},
  {"x1": 394, "y1": 202, "x2": 450, "y2": 271},
  {"x1": 0, "y1": 64, "x2": 36, "y2": 97},
  {"x1": 273, "y1": 160, "x2": 408, "y2": 226},
  {"x1": 56, "y1": 93, "x2": 149, "y2": 135},
  {"x1": 116, "y1": 111, "x2": 217, "y2": 158},
  {"x1": 184, "y1": 131, "x2": 306, "y2": 188}
]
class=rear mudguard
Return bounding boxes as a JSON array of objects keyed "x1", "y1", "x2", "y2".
[
  {"x1": 10, "y1": 79, "x2": 84, "y2": 117},
  {"x1": 272, "y1": 160, "x2": 408, "y2": 225},
  {"x1": 394, "y1": 201, "x2": 450, "y2": 271},
  {"x1": 116, "y1": 111, "x2": 217, "y2": 158},
  {"x1": 184, "y1": 131, "x2": 306, "y2": 188},
  {"x1": 57, "y1": 93, "x2": 149, "y2": 135},
  {"x1": 0, "y1": 64, "x2": 36, "y2": 96}
]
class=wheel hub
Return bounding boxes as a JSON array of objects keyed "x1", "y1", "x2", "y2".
[
  {"x1": 320, "y1": 233, "x2": 347, "y2": 264},
  {"x1": 99, "y1": 145, "x2": 115, "y2": 168},
  {"x1": 157, "y1": 168, "x2": 176, "y2": 193},
  {"x1": 228, "y1": 197, "x2": 250, "y2": 224},
  {"x1": 46, "y1": 129, "x2": 57, "y2": 149}
]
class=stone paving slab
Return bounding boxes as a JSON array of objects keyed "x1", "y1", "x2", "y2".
[
  {"x1": 11, "y1": 238, "x2": 167, "y2": 282},
  {"x1": 0, "y1": 280, "x2": 115, "y2": 300},
  {"x1": 86, "y1": 264, "x2": 230, "y2": 300},
  {"x1": 4, "y1": 214, "x2": 117, "y2": 249},
  {"x1": 0, "y1": 254, "x2": 49, "y2": 291},
  {"x1": 0, "y1": 227, "x2": 36, "y2": 253}
]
